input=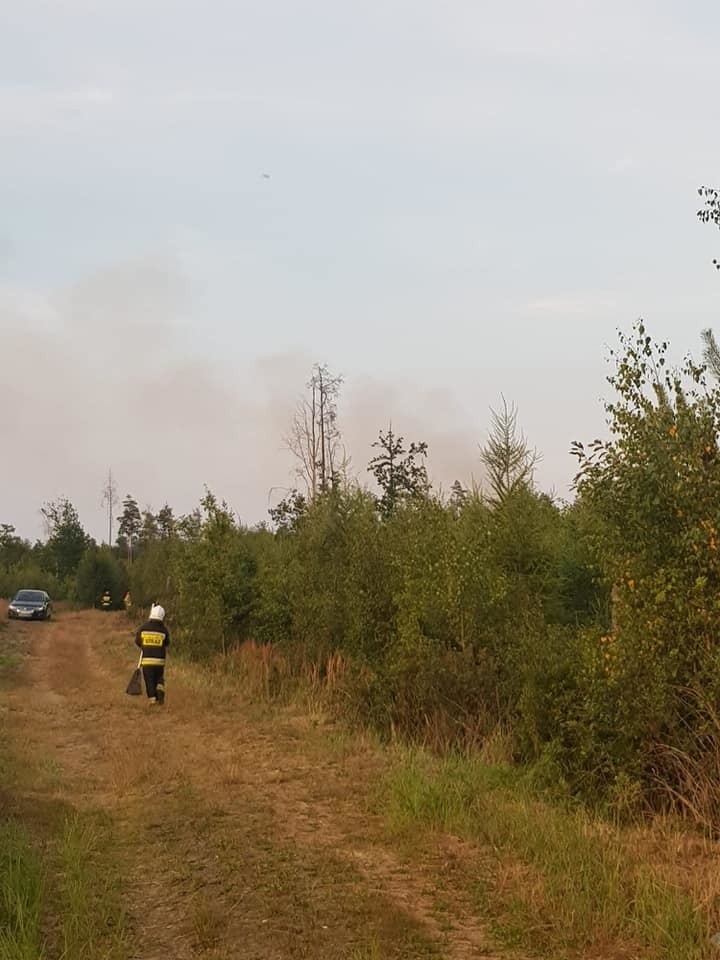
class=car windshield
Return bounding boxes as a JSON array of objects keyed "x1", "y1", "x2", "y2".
[{"x1": 14, "y1": 590, "x2": 45, "y2": 602}]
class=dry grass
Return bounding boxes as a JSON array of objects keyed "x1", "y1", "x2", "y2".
[
  {"x1": 12, "y1": 610, "x2": 720, "y2": 959},
  {"x1": 225, "y1": 641, "x2": 348, "y2": 698},
  {"x1": 625, "y1": 816, "x2": 720, "y2": 934},
  {"x1": 383, "y1": 748, "x2": 715, "y2": 959},
  {"x1": 104, "y1": 741, "x2": 158, "y2": 796},
  {"x1": 650, "y1": 688, "x2": 720, "y2": 839},
  {"x1": 168, "y1": 635, "x2": 720, "y2": 957},
  {"x1": 190, "y1": 896, "x2": 226, "y2": 951},
  {"x1": 194, "y1": 639, "x2": 352, "y2": 722},
  {"x1": 1, "y1": 612, "x2": 447, "y2": 960},
  {"x1": 225, "y1": 639, "x2": 293, "y2": 698}
]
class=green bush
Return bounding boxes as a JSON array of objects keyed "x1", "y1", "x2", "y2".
[
  {"x1": 74, "y1": 547, "x2": 127, "y2": 609},
  {"x1": 169, "y1": 493, "x2": 257, "y2": 657},
  {"x1": 343, "y1": 641, "x2": 502, "y2": 748},
  {"x1": 0, "y1": 563, "x2": 66, "y2": 601}
]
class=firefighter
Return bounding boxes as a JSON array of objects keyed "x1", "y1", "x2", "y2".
[
  {"x1": 123, "y1": 590, "x2": 132, "y2": 615},
  {"x1": 100, "y1": 589, "x2": 112, "y2": 611},
  {"x1": 134, "y1": 604, "x2": 170, "y2": 705}
]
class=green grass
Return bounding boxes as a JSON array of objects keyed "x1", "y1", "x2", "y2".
[
  {"x1": 0, "y1": 820, "x2": 45, "y2": 960},
  {"x1": 59, "y1": 815, "x2": 127, "y2": 960},
  {"x1": 382, "y1": 749, "x2": 709, "y2": 960},
  {"x1": 0, "y1": 652, "x2": 20, "y2": 687},
  {"x1": 0, "y1": 808, "x2": 128, "y2": 960},
  {"x1": 0, "y1": 641, "x2": 127, "y2": 960}
]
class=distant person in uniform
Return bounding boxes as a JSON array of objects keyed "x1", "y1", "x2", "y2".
[
  {"x1": 100, "y1": 589, "x2": 112, "y2": 611},
  {"x1": 134, "y1": 604, "x2": 170, "y2": 705},
  {"x1": 123, "y1": 590, "x2": 132, "y2": 615}
]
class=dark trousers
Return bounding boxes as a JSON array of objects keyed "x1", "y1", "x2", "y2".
[{"x1": 142, "y1": 665, "x2": 165, "y2": 703}]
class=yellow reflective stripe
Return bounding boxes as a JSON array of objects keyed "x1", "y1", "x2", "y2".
[{"x1": 141, "y1": 657, "x2": 165, "y2": 666}]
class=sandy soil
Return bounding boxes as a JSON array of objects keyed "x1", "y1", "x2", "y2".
[{"x1": 1, "y1": 609, "x2": 524, "y2": 960}]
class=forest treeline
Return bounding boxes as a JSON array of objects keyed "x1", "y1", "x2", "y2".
[{"x1": 7, "y1": 318, "x2": 720, "y2": 822}]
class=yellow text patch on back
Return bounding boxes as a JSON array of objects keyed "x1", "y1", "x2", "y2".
[{"x1": 141, "y1": 631, "x2": 165, "y2": 647}]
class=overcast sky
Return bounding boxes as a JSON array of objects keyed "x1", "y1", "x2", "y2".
[{"x1": 2, "y1": 0, "x2": 720, "y2": 541}]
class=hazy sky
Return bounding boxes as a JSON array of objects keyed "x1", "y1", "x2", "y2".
[{"x1": 2, "y1": 0, "x2": 720, "y2": 541}]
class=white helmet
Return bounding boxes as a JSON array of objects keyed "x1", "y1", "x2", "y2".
[{"x1": 150, "y1": 604, "x2": 165, "y2": 621}]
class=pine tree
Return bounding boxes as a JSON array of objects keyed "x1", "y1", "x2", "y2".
[
  {"x1": 479, "y1": 398, "x2": 539, "y2": 505},
  {"x1": 117, "y1": 495, "x2": 142, "y2": 563}
]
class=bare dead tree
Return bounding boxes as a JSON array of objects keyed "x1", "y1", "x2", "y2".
[
  {"x1": 285, "y1": 364, "x2": 344, "y2": 498},
  {"x1": 286, "y1": 389, "x2": 319, "y2": 497},
  {"x1": 100, "y1": 467, "x2": 118, "y2": 546}
]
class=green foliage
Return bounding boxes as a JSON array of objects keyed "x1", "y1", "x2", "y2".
[
  {"x1": 40, "y1": 499, "x2": 90, "y2": 580},
  {"x1": 116, "y1": 495, "x2": 141, "y2": 562},
  {"x1": 139, "y1": 510, "x2": 159, "y2": 546},
  {"x1": 0, "y1": 562, "x2": 65, "y2": 602},
  {"x1": 368, "y1": 429, "x2": 429, "y2": 519},
  {"x1": 242, "y1": 479, "x2": 595, "y2": 756},
  {"x1": 156, "y1": 504, "x2": 175, "y2": 539},
  {"x1": 18, "y1": 329, "x2": 713, "y2": 814},
  {"x1": 268, "y1": 489, "x2": 307, "y2": 533},
  {"x1": 0, "y1": 527, "x2": 30, "y2": 573},
  {"x1": 513, "y1": 624, "x2": 604, "y2": 785},
  {"x1": 127, "y1": 540, "x2": 173, "y2": 612},
  {"x1": 272, "y1": 489, "x2": 384, "y2": 657},
  {"x1": 572, "y1": 319, "x2": 720, "y2": 795},
  {"x1": 245, "y1": 528, "x2": 293, "y2": 646},
  {"x1": 552, "y1": 502, "x2": 608, "y2": 626},
  {"x1": 116, "y1": 455, "x2": 603, "y2": 778},
  {"x1": 387, "y1": 493, "x2": 502, "y2": 657},
  {"x1": 701, "y1": 327, "x2": 720, "y2": 381},
  {"x1": 74, "y1": 547, "x2": 127, "y2": 609},
  {"x1": 348, "y1": 643, "x2": 502, "y2": 747},
  {"x1": 170, "y1": 492, "x2": 257, "y2": 657},
  {"x1": 479, "y1": 397, "x2": 539, "y2": 505}
]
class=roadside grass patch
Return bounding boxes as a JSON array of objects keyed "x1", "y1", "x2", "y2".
[
  {"x1": 59, "y1": 815, "x2": 128, "y2": 960},
  {"x1": 382, "y1": 749, "x2": 708, "y2": 960},
  {"x1": 0, "y1": 652, "x2": 20, "y2": 685},
  {"x1": 0, "y1": 636, "x2": 128, "y2": 960},
  {"x1": 0, "y1": 738, "x2": 129, "y2": 960},
  {"x1": 0, "y1": 819, "x2": 45, "y2": 960},
  {"x1": 0, "y1": 624, "x2": 30, "y2": 687}
]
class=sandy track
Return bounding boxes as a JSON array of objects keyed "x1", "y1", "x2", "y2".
[{"x1": 1, "y1": 611, "x2": 519, "y2": 960}]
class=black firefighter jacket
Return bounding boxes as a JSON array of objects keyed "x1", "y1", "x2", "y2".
[{"x1": 135, "y1": 618, "x2": 171, "y2": 667}]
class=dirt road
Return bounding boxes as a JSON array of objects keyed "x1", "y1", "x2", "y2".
[{"x1": 0, "y1": 611, "x2": 510, "y2": 960}]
